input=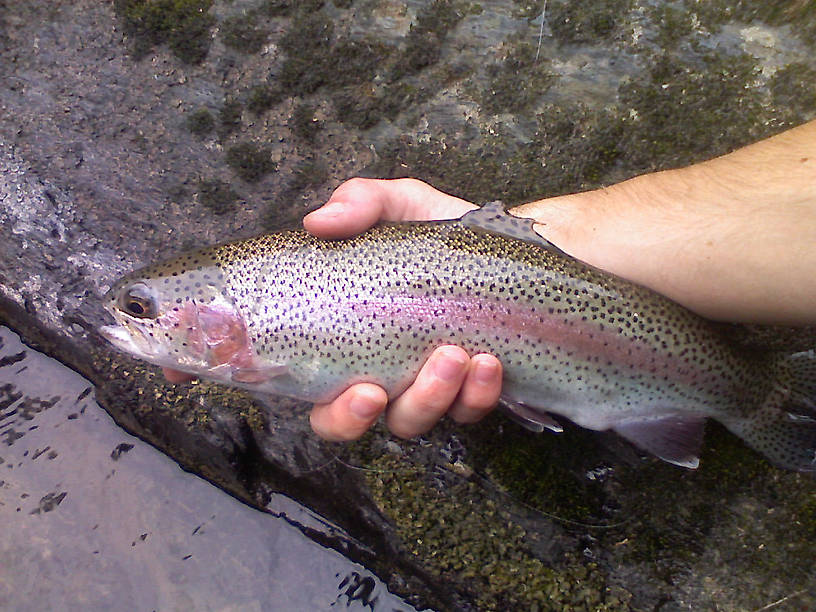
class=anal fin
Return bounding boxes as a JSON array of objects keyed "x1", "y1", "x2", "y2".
[{"x1": 613, "y1": 415, "x2": 706, "y2": 469}]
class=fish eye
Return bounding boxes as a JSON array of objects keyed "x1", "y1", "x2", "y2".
[{"x1": 118, "y1": 283, "x2": 158, "y2": 319}]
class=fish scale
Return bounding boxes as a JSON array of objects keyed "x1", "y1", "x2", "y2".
[{"x1": 100, "y1": 204, "x2": 816, "y2": 472}]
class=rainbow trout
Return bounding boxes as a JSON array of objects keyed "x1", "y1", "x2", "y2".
[{"x1": 100, "y1": 203, "x2": 816, "y2": 472}]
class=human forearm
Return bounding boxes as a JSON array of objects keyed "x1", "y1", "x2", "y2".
[{"x1": 513, "y1": 121, "x2": 816, "y2": 324}]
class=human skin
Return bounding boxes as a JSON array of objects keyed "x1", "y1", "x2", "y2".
[{"x1": 167, "y1": 120, "x2": 816, "y2": 442}]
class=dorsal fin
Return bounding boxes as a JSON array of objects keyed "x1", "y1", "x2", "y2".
[{"x1": 460, "y1": 201, "x2": 570, "y2": 256}]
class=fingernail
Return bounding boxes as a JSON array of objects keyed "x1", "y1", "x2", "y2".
[
  {"x1": 309, "y1": 201, "x2": 345, "y2": 218},
  {"x1": 473, "y1": 359, "x2": 499, "y2": 384},
  {"x1": 433, "y1": 349, "x2": 467, "y2": 382},
  {"x1": 349, "y1": 392, "x2": 381, "y2": 420}
]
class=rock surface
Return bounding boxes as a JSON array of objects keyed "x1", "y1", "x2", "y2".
[{"x1": 1, "y1": 1, "x2": 815, "y2": 609}]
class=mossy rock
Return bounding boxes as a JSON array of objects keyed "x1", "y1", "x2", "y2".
[
  {"x1": 547, "y1": 0, "x2": 634, "y2": 44},
  {"x1": 185, "y1": 107, "x2": 215, "y2": 137},
  {"x1": 290, "y1": 103, "x2": 322, "y2": 142},
  {"x1": 247, "y1": 84, "x2": 284, "y2": 115},
  {"x1": 114, "y1": 0, "x2": 216, "y2": 64},
  {"x1": 278, "y1": 12, "x2": 390, "y2": 97},
  {"x1": 197, "y1": 178, "x2": 239, "y2": 215},
  {"x1": 618, "y1": 50, "x2": 770, "y2": 170},
  {"x1": 481, "y1": 39, "x2": 557, "y2": 116},
  {"x1": 220, "y1": 14, "x2": 270, "y2": 54},
  {"x1": 225, "y1": 142, "x2": 276, "y2": 182},
  {"x1": 218, "y1": 98, "x2": 243, "y2": 136},
  {"x1": 343, "y1": 429, "x2": 629, "y2": 610}
]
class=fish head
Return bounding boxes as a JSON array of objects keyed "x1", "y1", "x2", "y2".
[{"x1": 99, "y1": 253, "x2": 255, "y2": 381}]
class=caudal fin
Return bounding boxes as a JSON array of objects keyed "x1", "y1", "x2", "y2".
[{"x1": 730, "y1": 350, "x2": 816, "y2": 473}]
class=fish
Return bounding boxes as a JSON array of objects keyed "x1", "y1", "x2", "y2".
[{"x1": 100, "y1": 202, "x2": 816, "y2": 472}]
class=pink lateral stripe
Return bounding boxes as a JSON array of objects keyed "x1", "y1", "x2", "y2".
[{"x1": 346, "y1": 295, "x2": 714, "y2": 387}]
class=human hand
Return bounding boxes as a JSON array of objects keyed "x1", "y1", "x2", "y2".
[{"x1": 303, "y1": 178, "x2": 503, "y2": 441}]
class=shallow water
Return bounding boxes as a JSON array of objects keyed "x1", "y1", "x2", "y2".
[{"x1": 0, "y1": 326, "x2": 418, "y2": 611}]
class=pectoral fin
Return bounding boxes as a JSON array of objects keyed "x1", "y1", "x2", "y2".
[
  {"x1": 499, "y1": 399, "x2": 564, "y2": 433},
  {"x1": 613, "y1": 415, "x2": 706, "y2": 468}
]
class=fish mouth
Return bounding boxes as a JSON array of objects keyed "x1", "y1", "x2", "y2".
[
  {"x1": 99, "y1": 302, "x2": 162, "y2": 362},
  {"x1": 99, "y1": 324, "x2": 158, "y2": 363},
  {"x1": 100, "y1": 323, "x2": 140, "y2": 353}
]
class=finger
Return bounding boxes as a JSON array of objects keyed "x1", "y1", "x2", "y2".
[
  {"x1": 303, "y1": 178, "x2": 476, "y2": 239},
  {"x1": 448, "y1": 354, "x2": 502, "y2": 424},
  {"x1": 162, "y1": 367, "x2": 196, "y2": 383},
  {"x1": 303, "y1": 178, "x2": 386, "y2": 239},
  {"x1": 379, "y1": 177, "x2": 476, "y2": 221},
  {"x1": 385, "y1": 346, "x2": 469, "y2": 438},
  {"x1": 309, "y1": 383, "x2": 388, "y2": 442}
]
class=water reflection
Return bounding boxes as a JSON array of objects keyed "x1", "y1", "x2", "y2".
[{"x1": 0, "y1": 326, "x2": 419, "y2": 611}]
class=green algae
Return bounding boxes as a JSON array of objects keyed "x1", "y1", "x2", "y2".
[
  {"x1": 466, "y1": 415, "x2": 609, "y2": 524},
  {"x1": 369, "y1": 37, "x2": 789, "y2": 203},
  {"x1": 278, "y1": 11, "x2": 390, "y2": 97},
  {"x1": 218, "y1": 97, "x2": 243, "y2": 137},
  {"x1": 257, "y1": 0, "x2": 299, "y2": 17},
  {"x1": 341, "y1": 403, "x2": 815, "y2": 610},
  {"x1": 770, "y1": 62, "x2": 816, "y2": 126},
  {"x1": 511, "y1": 0, "x2": 546, "y2": 21},
  {"x1": 263, "y1": 0, "x2": 324, "y2": 16},
  {"x1": 334, "y1": 80, "x2": 434, "y2": 130},
  {"x1": 617, "y1": 50, "x2": 772, "y2": 170},
  {"x1": 197, "y1": 178, "x2": 240, "y2": 215},
  {"x1": 546, "y1": 0, "x2": 634, "y2": 45},
  {"x1": 185, "y1": 107, "x2": 215, "y2": 137},
  {"x1": 277, "y1": 12, "x2": 334, "y2": 94},
  {"x1": 350, "y1": 432, "x2": 630, "y2": 610},
  {"x1": 114, "y1": 0, "x2": 215, "y2": 63},
  {"x1": 392, "y1": 0, "x2": 477, "y2": 80},
  {"x1": 271, "y1": 0, "x2": 476, "y2": 120},
  {"x1": 262, "y1": 158, "x2": 328, "y2": 230},
  {"x1": 225, "y1": 141, "x2": 276, "y2": 182},
  {"x1": 220, "y1": 14, "x2": 270, "y2": 54},
  {"x1": 604, "y1": 424, "x2": 816, "y2": 609},
  {"x1": 93, "y1": 335, "x2": 267, "y2": 436},
  {"x1": 686, "y1": 0, "x2": 816, "y2": 43},
  {"x1": 480, "y1": 39, "x2": 557, "y2": 115},
  {"x1": 290, "y1": 103, "x2": 322, "y2": 143},
  {"x1": 368, "y1": 103, "x2": 624, "y2": 204},
  {"x1": 650, "y1": 3, "x2": 698, "y2": 48},
  {"x1": 288, "y1": 159, "x2": 329, "y2": 195},
  {"x1": 246, "y1": 84, "x2": 284, "y2": 115},
  {"x1": 90, "y1": 346, "x2": 268, "y2": 499}
]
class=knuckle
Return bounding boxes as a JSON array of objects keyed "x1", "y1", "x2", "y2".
[{"x1": 343, "y1": 176, "x2": 370, "y2": 190}]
